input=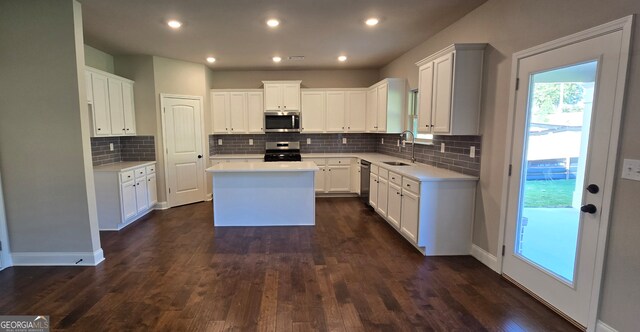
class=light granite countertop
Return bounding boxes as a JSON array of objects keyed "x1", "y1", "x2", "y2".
[
  {"x1": 206, "y1": 161, "x2": 318, "y2": 173},
  {"x1": 93, "y1": 161, "x2": 156, "y2": 172}
]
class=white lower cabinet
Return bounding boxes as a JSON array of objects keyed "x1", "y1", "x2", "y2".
[
  {"x1": 305, "y1": 158, "x2": 356, "y2": 194},
  {"x1": 367, "y1": 163, "x2": 476, "y2": 256},
  {"x1": 387, "y1": 182, "x2": 402, "y2": 229},
  {"x1": 315, "y1": 166, "x2": 327, "y2": 193},
  {"x1": 94, "y1": 162, "x2": 157, "y2": 230}
]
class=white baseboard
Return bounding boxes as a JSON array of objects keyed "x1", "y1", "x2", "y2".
[
  {"x1": 11, "y1": 248, "x2": 105, "y2": 266},
  {"x1": 205, "y1": 193, "x2": 212, "y2": 201},
  {"x1": 470, "y1": 244, "x2": 499, "y2": 272},
  {"x1": 154, "y1": 201, "x2": 169, "y2": 210},
  {"x1": 596, "y1": 320, "x2": 617, "y2": 332}
]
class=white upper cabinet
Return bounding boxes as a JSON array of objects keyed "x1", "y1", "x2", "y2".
[
  {"x1": 346, "y1": 90, "x2": 366, "y2": 132},
  {"x1": 246, "y1": 91, "x2": 264, "y2": 133},
  {"x1": 301, "y1": 90, "x2": 326, "y2": 133},
  {"x1": 416, "y1": 43, "x2": 486, "y2": 135},
  {"x1": 365, "y1": 78, "x2": 406, "y2": 133},
  {"x1": 86, "y1": 67, "x2": 136, "y2": 137},
  {"x1": 262, "y1": 81, "x2": 301, "y2": 111},
  {"x1": 210, "y1": 90, "x2": 262, "y2": 134},
  {"x1": 325, "y1": 91, "x2": 346, "y2": 132}
]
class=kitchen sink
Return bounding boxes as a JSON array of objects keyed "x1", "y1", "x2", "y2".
[{"x1": 383, "y1": 161, "x2": 411, "y2": 166}]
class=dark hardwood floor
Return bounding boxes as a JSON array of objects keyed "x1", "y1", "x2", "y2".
[{"x1": 0, "y1": 198, "x2": 578, "y2": 331}]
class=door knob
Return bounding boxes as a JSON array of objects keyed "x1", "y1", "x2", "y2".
[
  {"x1": 197, "y1": 155, "x2": 203, "y2": 159},
  {"x1": 586, "y1": 184, "x2": 599, "y2": 194},
  {"x1": 580, "y1": 204, "x2": 597, "y2": 214}
]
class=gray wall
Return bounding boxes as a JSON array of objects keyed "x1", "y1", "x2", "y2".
[
  {"x1": 84, "y1": 44, "x2": 114, "y2": 73},
  {"x1": 209, "y1": 69, "x2": 380, "y2": 89},
  {"x1": 380, "y1": 0, "x2": 640, "y2": 330},
  {"x1": 0, "y1": 0, "x2": 101, "y2": 253}
]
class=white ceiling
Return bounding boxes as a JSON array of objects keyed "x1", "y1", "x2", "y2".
[{"x1": 80, "y1": 0, "x2": 487, "y2": 70}]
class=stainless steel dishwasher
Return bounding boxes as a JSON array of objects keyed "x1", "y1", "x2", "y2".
[{"x1": 360, "y1": 160, "x2": 371, "y2": 205}]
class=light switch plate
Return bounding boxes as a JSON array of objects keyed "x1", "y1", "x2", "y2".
[
  {"x1": 249, "y1": 139, "x2": 253, "y2": 145},
  {"x1": 307, "y1": 138, "x2": 311, "y2": 144},
  {"x1": 342, "y1": 138, "x2": 347, "y2": 144},
  {"x1": 440, "y1": 143, "x2": 445, "y2": 153},
  {"x1": 109, "y1": 143, "x2": 114, "y2": 151},
  {"x1": 218, "y1": 139, "x2": 222, "y2": 145},
  {"x1": 470, "y1": 146, "x2": 476, "y2": 158},
  {"x1": 621, "y1": 159, "x2": 640, "y2": 181}
]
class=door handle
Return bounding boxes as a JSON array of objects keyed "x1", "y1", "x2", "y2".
[
  {"x1": 586, "y1": 184, "x2": 599, "y2": 194},
  {"x1": 197, "y1": 155, "x2": 203, "y2": 159},
  {"x1": 580, "y1": 204, "x2": 597, "y2": 214}
]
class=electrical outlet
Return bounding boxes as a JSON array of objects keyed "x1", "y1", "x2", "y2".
[
  {"x1": 440, "y1": 143, "x2": 445, "y2": 153},
  {"x1": 109, "y1": 143, "x2": 114, "y2": 151},
  {"x1": 249, "y1": 139, "x2": 253, "y2": 145},
  {"x1": 621, "y1": 159, "x2": 640, "y2": 181},
  {"x1": 381, "y1": 138, "x2": 384, "y2": 144},
  {"x1": 218, "y1": 139, "x2": 222, "y2": 145},
  {"x1": 401, "y1": 139, "x2": 406, "y2": 147},
  {"x1": 307, "y1": 138, "x2": 311, "y2": 144},
  {"x1": 470, "y1": 146, "x2": 476, "y2": 158},
  {"x1": 342, "y1": 138, "x2": 347, "y2": 144}
]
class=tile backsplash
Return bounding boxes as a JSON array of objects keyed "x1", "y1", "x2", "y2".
[
  {"x1": 91, "y1": 136, "x2": 156, "y2": 166},
  {"x1": 209, "y1": 133, "x2": 481, "y2": 176}
]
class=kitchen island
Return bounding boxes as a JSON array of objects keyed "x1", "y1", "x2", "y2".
[{"x1": 206, "y1": 161, "x2": 318, "y2": 226}]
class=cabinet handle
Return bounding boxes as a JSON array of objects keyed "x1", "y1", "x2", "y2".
[
  {"x1": 97, "y1": 128, "x2": 101, "y2": 131},
  {"x1": 126, "y1": 128, "x2": 130, "y2": 131}
]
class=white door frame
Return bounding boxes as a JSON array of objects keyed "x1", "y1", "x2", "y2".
[
  {"x1": 0, "y1": 171, "x2": 13, "y2": 270},
  {"x1": 496, "y1": 15, "x2": 633, "y2": 331},
  {"x1": 159, "y1": 94, "x2": 207, "y2": 208}
]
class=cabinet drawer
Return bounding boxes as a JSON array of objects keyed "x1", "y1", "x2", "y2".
[
  {"x1": 402, "y1": 177, "x2": 420, "y2": 194},
  {"x1": 135, "y1": 167, "x2": 146, "y2": 178},
  {"x1": 306, "y1": 158, "x2": 326, "y2": 166},
  {"x1": 327, "y1": 158, "x2": 351, "y2": 166},
  {"x1": 371, "y1": 165, "x2": 379, "y2": 175},
  {"x1": 145, "y1": 165, "x2": 156, "y2": 174},
  {"x1": 378, "y1": 168, "x2": 389, "y2": 179},
  {"x1": 389, "y1": 172, "x2": 402, "y2": 186},
  {"x1": 120, "y1": 170, "x2": 134, "y2": 182}
]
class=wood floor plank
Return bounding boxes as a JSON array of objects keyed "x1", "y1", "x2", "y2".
[{"x1": 0, "y1": 198, "x2": 580, "y2": 331}]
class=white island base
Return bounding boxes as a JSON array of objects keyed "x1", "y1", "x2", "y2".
[{"x1": 207, "y1": 162, "x2": 318, "y2": 226}]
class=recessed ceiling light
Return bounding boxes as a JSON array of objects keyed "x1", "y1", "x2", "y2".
[
  {"x1": 167, "y1": 20, "x2": 182, "y2": 29},
  {"x1": 206, "y1": 57, "x2": 216, "y2": 63},
  {"x1": 266, "y1": 19, "x2": 280, "y2": 27},
  {"x1": 338, "y1": 55, "x2": 347, "y2": 62},
  {"x1": 272, "y1": 56, "x2": 282, "y2": 63},
  {"x1": 365, "y1": 18, "x2": 379, "y2": 26}
]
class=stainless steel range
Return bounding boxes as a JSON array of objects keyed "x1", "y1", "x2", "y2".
[{"x1": 264, "y1": 141, "x2": 302, "y2": 162}]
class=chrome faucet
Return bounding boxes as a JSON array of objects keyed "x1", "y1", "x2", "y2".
[{"x1": 400, "y1": 130, "x2": 416, "y2": 163}]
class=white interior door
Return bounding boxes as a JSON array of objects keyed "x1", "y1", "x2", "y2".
[
  {"x1": 162, "y1": 96, "x2": 205, "y2": 207},
  {"x1": 503, "y1": 29, "x2": 627, "y2": 327}
]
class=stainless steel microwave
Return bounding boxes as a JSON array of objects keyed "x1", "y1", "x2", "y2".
[{"x1": 264, "y1": 111, "x2": 301, "y2": 133}]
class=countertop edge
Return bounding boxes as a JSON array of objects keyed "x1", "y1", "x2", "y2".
[{"x1": 93, "y1": 161, "x2": 157, "y2": 172}]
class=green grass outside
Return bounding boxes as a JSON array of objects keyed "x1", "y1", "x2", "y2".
[{"x1": 523, "y1": 179, "x2": 576, "y2": 208}]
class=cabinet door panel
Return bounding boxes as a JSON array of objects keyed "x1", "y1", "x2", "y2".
[
  {"x1": 247, "y1": 92, "x2": 264, "y2": 133},
  {"x1": 377, "y1": 83, "x2": 388, "y2": 132},
  {"x1": 377, "y1": 177, "x2": 388, "y2": 217},
  {"x1": 264, "y1": 84, "x2": 282, "y2": 110},
  {"x1": 347, "y1": 91, "x2": 366, "y2": 132},
  {"x1": 108, "y1": 78, "x2": 125, "y2": 135},
  {"x1": 282, "y1": 84, "x2": 300, "y2": 110},
  {"x1": 301, "y1": 91, "x2": 325, "y2": 132},
  {"x1": 387, "y1": 183, "x2": 402, "y2": 229},
  {"x1": 325, "y1": 91, "x2": 346, "y2": 132},
  {"x1": 85, "y1": 71, "x2": 93, "y2": 104},
  {"x1": 229, "y1": 92, "x2": 247, "y2": 133},
  {"x1": 401, "y1": 189, "x2": 420, "y2": 243},
  {"x1": 91, "y1": 73, "x2": 111, "y2": 135},
  {"x1": 121, "y1": 181, "x2": 137, "y2": 221},
  {"x1": 122, "y1": 81, "x2": 136, "y2": 135},
  {"x1": 418, "y1": 63, "x2": 434, "y2": 133},
  {"x1": 147, "y1": 173, "x2": 157, "y2": 207},
  {"x1": 211, "y1": 92, "x2": 229, "y2": 133},
  {"x1": 432, "y1": 52, "x2": 454, "y2": 134},
  {"x1": 328, "y1": 166, "x2": 350, "y2": 192},
  {"x1": 135, "y1": 179, "x2": 148, "y2": 213},
  {"x1": 369, "y1": 173, "x2": 378, "y2": 209},
  {"x1": 366, "y1": 88, "x2": 378, "y2": 132},
  {"x1": 315, "y1": 167, "x2": 326, "y2": 193}
]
